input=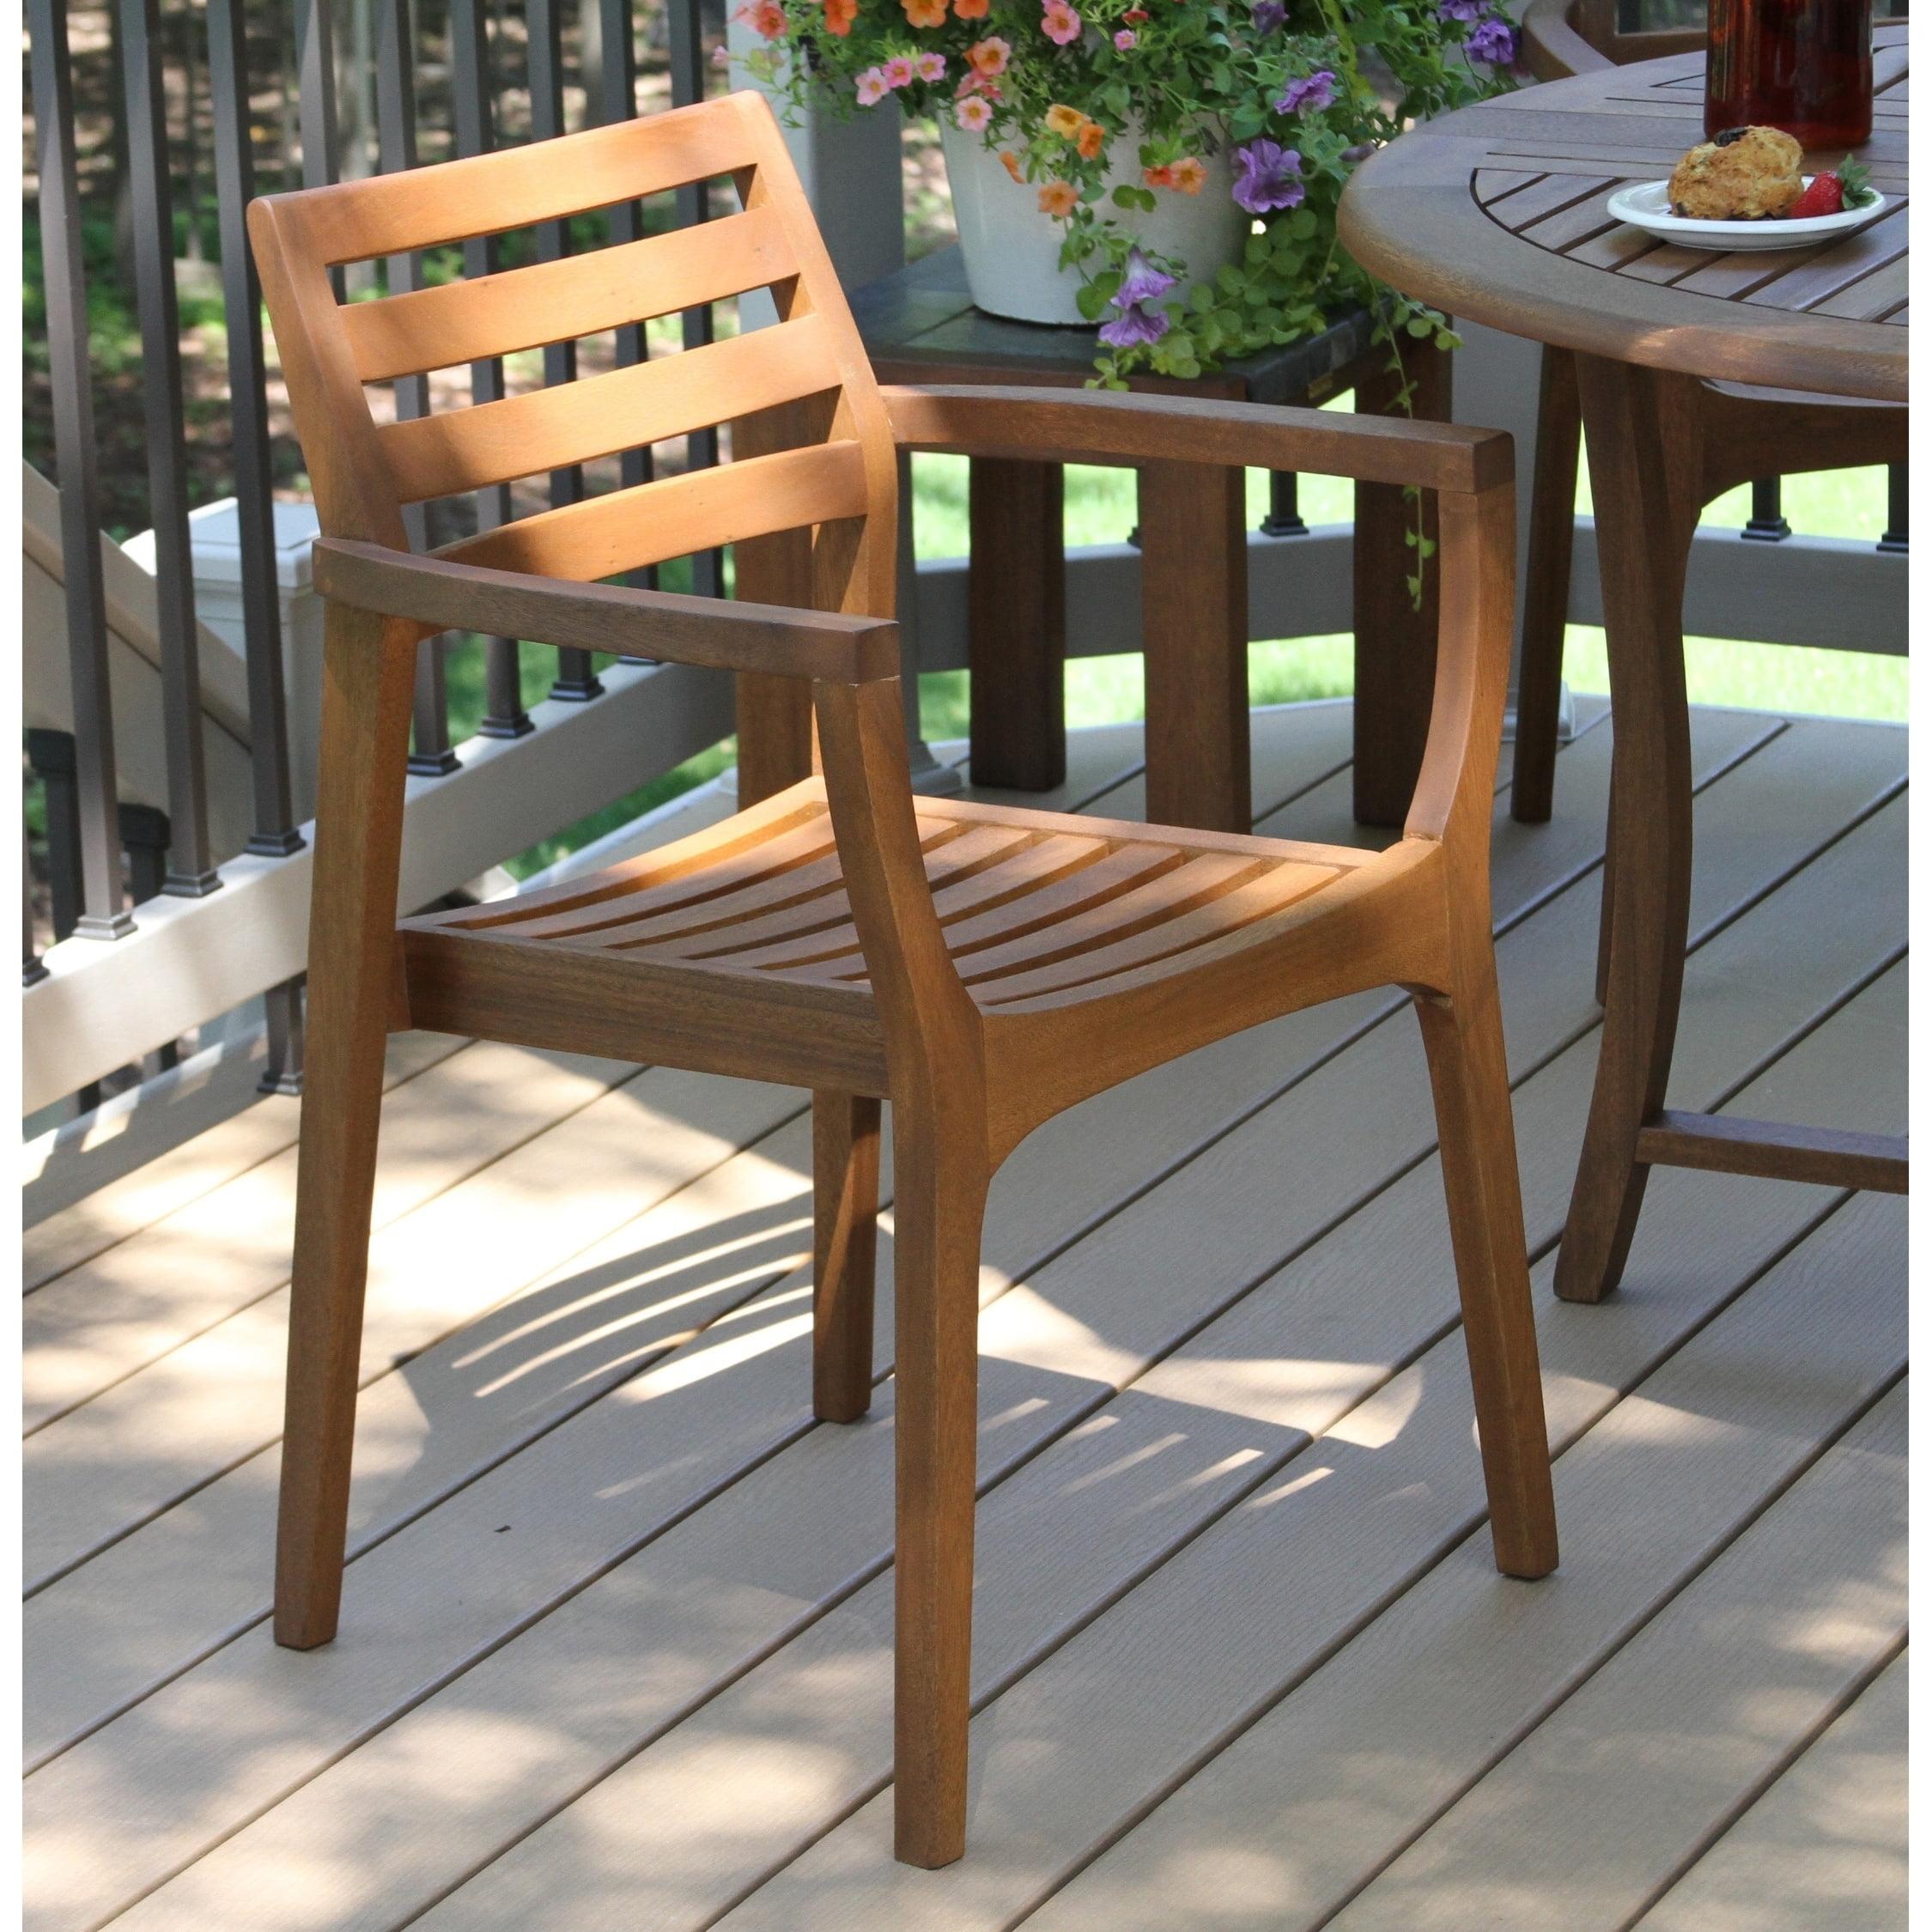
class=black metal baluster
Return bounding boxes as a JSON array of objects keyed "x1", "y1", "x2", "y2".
[
  {"x1": 598, "y1": 0, "x2": 659, "y2": 631},
  {"x1": 449, "y1": 0, "x2": 533, "y2": 737},
  {"x1": 24, "y1": 818, "x2": 48, "y2": 989},
  {"x1": 120, "y1": 0, "x2": 222, "y2": 897},
  {"x1": 25, "y1": 731, "x2": 82, "y2": 945},
  {"x1": 529, "y1": 0, "x2": 604, "y2": 699},
  {"x1": 668, "y1": 0, "x2": 722, "y2": 599},
  {"x1": 1879, "y1": 464, "x2": 1906, "y2": 553},
  {"x1": 27, "y1": 0, "x2": 134, "y2": 942},
  {"x1": 1261, "y1": 470, "x2": 1309, "y2": 538},
  {"x1": 210, "y1": 0, "x2": 307, "y2": 1090},
  {"x1": 377, "y1": 0, "x2": 460, "y2": 775},
  {"x1": 1741, "y1": 475, "x2": 1789, "y2": 541},
  {"x1": 295, "y1": 0, "x2": 345, "y2": 299}
]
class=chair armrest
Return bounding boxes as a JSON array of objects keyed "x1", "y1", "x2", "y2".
[
  {"x1": 311, "y1": 538, "x2": 902, "y2": 684},
  {"x1": 882, "y1": 384, "x2": 1513, "y2": 497}
]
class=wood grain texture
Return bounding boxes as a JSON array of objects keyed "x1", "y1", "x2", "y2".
[
  {"x1": 247, "y1": 86, "x2": 1543, "y2": 1868},
  {"x1": 967, "y1": 458, "x2": 1066, "y2": 794},
  {"x1": 1139, "y1": 461, "x2": 1250, "y2": 834},
  {"x1": 1338, "y1": 26, "x2": 1910, "y2": 403}
]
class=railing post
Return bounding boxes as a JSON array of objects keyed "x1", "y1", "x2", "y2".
[
  {"x1": 670, "y1": 0, "x2": 724, "y2": 601},
  {"x1": 376, "y1": 0, "x2": 460, "y2": 777},
  {"x1": 1879, "y1": 465, "x2": 1907, "y2": 554},
  {"x1": 118, "y1": 0, "x2": 222, "y2": 897},
  {"x1": 27, "y1": 0, "x2": 134, "y2": 941},
  {"x1": 1742, "y1": 476, "x2": 1791, "y2": 542},
  {"x1": 24, "y1": 821, "x2": 48, "y2": 989},
  {"x1": 528, "y1": 0, "x2": 605, "y2": 702},
  {"x1": 448, "y1": 0, "x2": 534, "y2": 737},
  {"x1": 210, "y1": 0, "x2": 307, "y2": 1091}
]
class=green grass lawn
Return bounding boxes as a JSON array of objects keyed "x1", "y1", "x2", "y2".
[{"x1": 481, "y1": 449, "x2": 1903, "y2": 877}]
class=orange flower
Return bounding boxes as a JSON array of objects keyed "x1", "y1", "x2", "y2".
[
  {"x1": 736, "y1": 0, "x2": 787, "y2": 35},
  {"x1": 902, "y1": 0, "x2": 946, "y2": 23},
  {"x1": 954, "y1": 0, "x2": 991, "y2": 15},
  {"x1": 1170, "y1": 155, "x2": 1207, "y2": 194},
  {"x1": 966, "y1": 34, "x2": 1011, "y2": 74},
  {"x1": 999, "y1": 149, "x2": 1024, "y2": 182},
  {"x1": 1037, "y1": 179, "x2": 1078, "y2": 217},
  {"x1": 1044, "y1": 102, "x2": 1085, "y2": 138},
  {"x1": 823, "y1": 0, "x2": 858, "y2": 30},
  {"x1": 1143, "y1": 162, "x2": 1174, "y2": 188},
  {"x1": 1077, "y1": 119, "x2": 1105, "y2": 159}
]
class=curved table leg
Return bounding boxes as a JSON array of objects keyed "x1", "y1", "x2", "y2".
[{"x1": 1553, "y1": 357, "x2": 1704, "y2": 1305}]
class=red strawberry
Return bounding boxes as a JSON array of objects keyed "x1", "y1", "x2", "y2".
[{"x1": 1787, "y1": 158, "x2": 1874, "y2": 219}]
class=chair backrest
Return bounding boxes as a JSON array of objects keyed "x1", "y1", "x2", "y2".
[
  {"x1": 1521, "y1": 0, "x2": 1703, "y2": 80},
  {"x1": 246, "y1": 91, "x2": 899, "y2": 623}
]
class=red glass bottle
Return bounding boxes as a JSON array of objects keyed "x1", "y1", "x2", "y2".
[{"x1": 1705, "y1": 0, "x2": 1874, "y2": 147}]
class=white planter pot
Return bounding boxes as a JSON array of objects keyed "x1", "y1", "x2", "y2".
[{"x1": 939, "y1": 117, "x2": 1249, "y2": 326}]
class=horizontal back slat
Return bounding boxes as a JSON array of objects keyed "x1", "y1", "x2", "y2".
[
  {"x1": 341, "y1": 204, "x2": 797, "y2": 381},
  {"x1": 276, "y1": 94, "x2": 756, "y2": 266},
  {"x1": 434, "y1": 438, "x2": 872, "y2": 582},
  {"x1": 379, "y1": 312, "x2": 841, "y2": 502}
]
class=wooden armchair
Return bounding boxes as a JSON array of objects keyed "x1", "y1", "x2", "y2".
[
  {"x1": 1510, "y1": 0, "x2": 1908, "y2": 824},
  {"x1": 248, "y1": 89, "x2": 1555, "y2": 1871}
]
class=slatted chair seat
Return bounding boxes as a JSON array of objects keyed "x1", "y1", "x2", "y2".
[
  {"x1": 248, "y1": 84, "x2": 1558, "y2": 1875},
  {"x1": 403, "y1": 781, "x2": 1375, "y2": 1078}
]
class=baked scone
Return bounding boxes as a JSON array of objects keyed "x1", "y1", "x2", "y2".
[{"x1": 1668, "y1": 125, "x2": 1804, "y2": 220}]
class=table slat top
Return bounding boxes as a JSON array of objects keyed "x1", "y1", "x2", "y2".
[{"x1": 1340, "y1": 24, "x2": 1908, "y2": 399}]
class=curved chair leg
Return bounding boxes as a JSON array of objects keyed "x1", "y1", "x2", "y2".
[
  {"x1": 1416, "y1": 960, "x2": 1559, "y2": 1582},
  {"x1": 891, "y1": 1106, "x2": 990, "y2": 1868},
  {"x1": 1511, "y1": 345, "x2": 1582, "y2": 825},
  {"x1": 276, "y1": 608, "x2": 415, "y2": 1650},
  {"x1": 812, "y1": 1091, "x2": 881, "y2": 1424}
]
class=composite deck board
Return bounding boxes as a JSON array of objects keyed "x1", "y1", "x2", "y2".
[
  {"x1": 21, "y1": 708, "x2": 1365, "y2": 1761},
  {"x1": 1327, "y1": 1376, "x2": 1907, "y2": 1932},
  {"x1": 1633, "y1": 1650, "x2": 1908, "y2": 1932},
  {"x1": 19, "y1": 696, "x2": 1615, "y2": 1765},
  {"x1": 22, "y1": 1042, "x2": 638, "y2": 1432},
  {"x1": 1036, "y1": 1159, "x2": 1907, "y2": 1932},
  {"x1": 586, "y1": 794, "x2": 1909, "y2": 1932},
  {"x1": 391, "y1": 973, "x2": 1905, "y2": 1932},
  {"x1": 16, "y1": 704, "x2": 1905, "y2": 1932},
  {"x1": 33, "y1": 704, "x2": 1601, "y2": 1923},
  {"x1": 21, "y1": 1032, "x2": 465, "y2": 1279}
]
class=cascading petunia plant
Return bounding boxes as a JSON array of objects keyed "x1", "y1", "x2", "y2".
[{"x1": 738, "y1": 0, "x2": 1522, "y2": 404}]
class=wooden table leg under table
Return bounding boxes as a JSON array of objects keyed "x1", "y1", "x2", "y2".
[{"x1": 1553, "y1": 356, "x2": 1908, "y2": 1307}]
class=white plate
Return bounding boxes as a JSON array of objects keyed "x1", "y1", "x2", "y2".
[{"x1": 1605, "y1": 178, "x2": 1888, "y2": 251}]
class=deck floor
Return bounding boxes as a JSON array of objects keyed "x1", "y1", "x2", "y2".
[{"x1": 23, "y1": 698, "x2": 1907, "y2": 1932}]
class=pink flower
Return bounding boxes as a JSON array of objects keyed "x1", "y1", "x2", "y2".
[
  {"x1": 1114, "y1": 27, "x2": 1136, "y2": 47},
  {"x1": 855, "y1": 65, "x2": 890, "y2": 104},
  {"x1": 917, "y1": 49, "x2": 948, "y2": 80},
  {"x1": 955, "y1": 94, "x2": 993, "y2": 131},
  {"x1": 711, "y1": 41, "x2": 731, "y2": 64},
  {"x1": 1042, "y1": 0, "x2": 1082, "y2": 44},
  {"x1": 884, "y1": 53, "x2": 916, "y2": 86}
]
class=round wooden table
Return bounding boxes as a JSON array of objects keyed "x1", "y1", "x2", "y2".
[{"x1": 1340, "y1": 33, "x2": 1909, "y2": 1303}]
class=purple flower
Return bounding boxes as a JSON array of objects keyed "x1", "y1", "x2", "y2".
[
  {"x1": 1437, "y1": 0, "x2": 1484, "y2": 19},
  {"x1": 1274, "y1": 69, "x2": 1337, "y2": 115},
  {"x1": 1251, "y1": 1, "x2": 1286, "y2": 33},
  {"x1": 1099, "y1": 249, "x2": 1175, "y2": 348},
  {"x1": 1231, "y1": 138, "x2": 1304, "y2": 215},
  {"x1": 1115, "y1": 246, "x2": 1176, "y2": 307},
  {"x1": 1098, "y1": 302, "x2": 1170, "y2": 348},
  {"x1": 1465, "y1": 15, "x2": 1518, "y2": 63}
]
